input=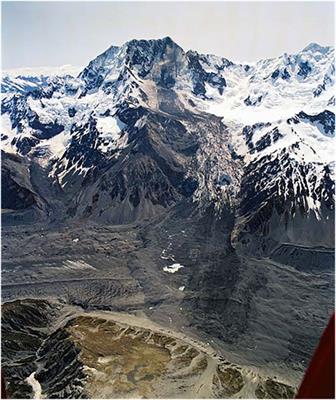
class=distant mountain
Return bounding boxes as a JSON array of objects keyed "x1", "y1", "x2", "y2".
[{"x1": 1, "y1": 65, "x2": 81, "y2": 94}]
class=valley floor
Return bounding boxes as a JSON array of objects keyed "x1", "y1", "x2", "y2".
[{"x1": 1, "y1": 216, "x2": 334, "y2": 398}]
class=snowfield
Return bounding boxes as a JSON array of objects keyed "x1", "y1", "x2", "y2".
[{"x1": 163, "y1": 263, "x2": 184, "y2": 273}]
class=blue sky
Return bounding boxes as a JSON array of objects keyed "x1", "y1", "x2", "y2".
[{"x1": 2, "y1": 1, "x2": 334, "y2": 69}]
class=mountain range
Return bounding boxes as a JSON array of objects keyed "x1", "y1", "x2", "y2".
[
  {"x1": 1, "y1": 37, "x2": 334, "y2": 398},
  {"x1": 2, "y1": 38, "x2": 334, "y2": 246}
]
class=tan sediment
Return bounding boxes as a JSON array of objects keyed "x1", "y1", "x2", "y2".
[{"x1": 66, "y1": 311, "x2": 296, "y2": 399}]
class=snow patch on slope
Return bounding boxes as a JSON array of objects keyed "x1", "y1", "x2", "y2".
[
  {"x1": 163, "y1": 263, "x2": 184, "y2": 273},
  {"x1": 96, "y1": 116, "x2": 128, "y2": 153}
]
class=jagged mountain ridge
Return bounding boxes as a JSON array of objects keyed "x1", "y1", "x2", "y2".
[
  {"x1": 1, "y1": 37, "x2": 335, "y2": 250},
  {"x1": 1, "y1": 65, "x2": 82, "y2": 94}
]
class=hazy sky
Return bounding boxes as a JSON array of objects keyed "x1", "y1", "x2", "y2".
[{"x1": 2, "y1": 1, "x2": 335, "y2": 69}]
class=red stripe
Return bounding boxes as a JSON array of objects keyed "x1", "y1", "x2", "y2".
[{"x1": 296, "y1": 313, "x2": 335, "y2": 399}]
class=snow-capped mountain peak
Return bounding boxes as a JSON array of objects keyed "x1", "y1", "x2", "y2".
[
  {"x1": 78, "y1": 36, "x2": 189, "y2": 95},
  {"x1": 302, "y1": 42, "x2": 333, "y2": 55},
  {"x1": 1, "y1": 65, "x2": 82, "y2": 95}
]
